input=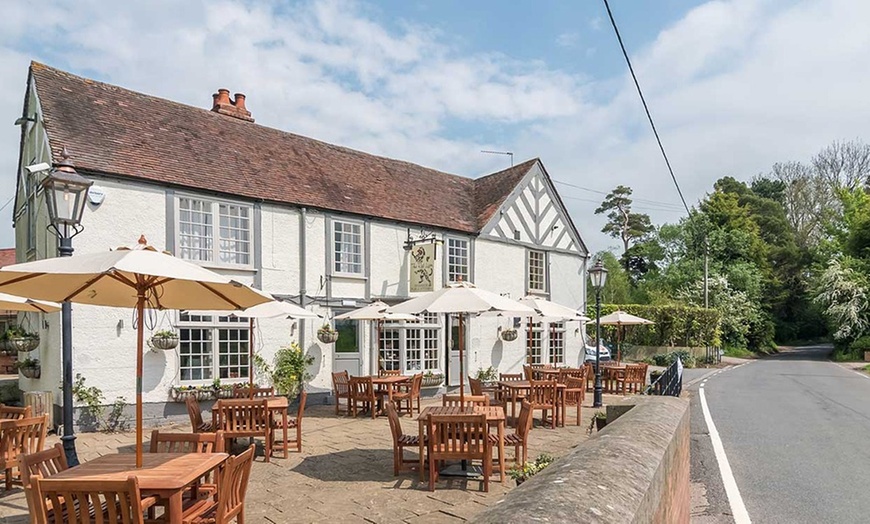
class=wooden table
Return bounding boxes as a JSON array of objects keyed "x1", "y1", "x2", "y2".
[
  {"x1": 533, "y1": 368, "x2": 561, "y2": 380},
  {"x1": 416, "y1": 406, "x2": 507, "y2": 484},
  {"x1": 602, "y1": 366, "x2": 627, "y2": 394},
  {"x1": 371, "y1": 376, "x2": 410, "y2": 412},
  {"x1": 212, "y1": 396, "x2": 290, "y2": 459},
  {"x1": 497, "y1": 380, "x2": 567, "y2": 427},
  {"x1": 49, "y1": 452, "x2": 227, "y2": 524}
]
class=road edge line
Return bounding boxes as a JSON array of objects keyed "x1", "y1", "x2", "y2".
[{"x1": 699, "y1": 385, "x2": 752, "y2": 524}]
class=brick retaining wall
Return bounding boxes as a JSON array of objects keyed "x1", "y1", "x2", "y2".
[{"x1": 472, "y1": 395, "x2": 690, "y2": 524}]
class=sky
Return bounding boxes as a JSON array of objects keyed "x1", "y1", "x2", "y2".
[{"x1": 1, "y1": 0, "x2": 869, "y2": 255}]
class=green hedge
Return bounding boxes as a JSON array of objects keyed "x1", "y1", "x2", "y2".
[{"x1": 587, "y1": 304, "x2": 721, "y2": 348}]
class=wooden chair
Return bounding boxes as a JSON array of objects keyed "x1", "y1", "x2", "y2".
[
  {"x1": 149, "y1": 430, "x2": 225, "y2": 453},
  {"x1": 379, "y1": 369, "x2": 402, "y2": 377},
  {"x1": 0, "y1": 415, "x2": 46, "y2": 490},
  {"x1": 232, "y1": 385, "x2": 275, "y2": 398},
  {"x1": 212, "y1": 399, "x2": 272, "y2": 462},
  {"x1": 501, "y1": 400, "x2": 534, "y2": 466},
  {"x1": 392, "y1": 373, "x2": 423, "y2": 416},
  {"x1": 427, "y1": 413, "x2": 491, "y2": 492},
  {"x1": 32, "y1": 475, "x2": 158, "y2": 524},
  {"x1": 557, "y1": 367, "x2": 585, "y2": 384},
  {"x1": 441, "y1": 394, "x2": 489, "y2": 409},
  {"x1": 563, "y1": 377, "x2": 585, "y2": 426},
  {"x1": 499, "y1": 373, "x2": 523, "y2": 382},
  {"x1": 186, "y1": 395, "x2": 214, "y2": 433},
  {"x1": 522, "y1": 365, "x2": 534, "y2": 381},
  {"x1": 179, "y1": 445, "x2": 255, "y2": 524},
  {"x1": 349, "y1": 376, "x2": 380, "y2": 419},
  {"x1": 584, "y1": 362, "x2": 595, "y2": 391},
  {"x1": 385, "y1": 401, "x2": 422, "y2": 476},
  {"x1": 331, "y1": 371, "x2": 351, "y2": 416},
  {"x1": 272, "y1": 391, "x2": 307, "y2": 455},
  {"x1": 0, "y1": 405, "x2": 31, "y2": 420},
  {"x1": 618, "y1": 364, "x2": 648, "y2": 394},
  {"x1": 19, "y1": 443, "x2": 68, "y2": 521},
  {"x1": 527, "y1": 380, "x2": 558, "y2": 429},
  {"x1": 468, "y1": 376, "x2": 483, "y2": 395}
]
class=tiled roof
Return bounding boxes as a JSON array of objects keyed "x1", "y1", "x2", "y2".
[
  {"x1": 0, "y1": 249, "x2": 14, "y2": 268},
  {"x1": 30, "y1": 62, "x2": 536, "y2": 234}
]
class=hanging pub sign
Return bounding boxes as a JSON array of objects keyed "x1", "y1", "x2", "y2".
[{"x1": 410, "y1": 242, "x2": 436, "y2": 292}]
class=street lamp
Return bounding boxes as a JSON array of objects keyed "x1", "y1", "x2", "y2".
[
  {"x1": 588, "y1": 258, "x2": 608, "y2": 408},
  {"x1": 41, "y1": 147, "x2": 92, "y2": 466}
]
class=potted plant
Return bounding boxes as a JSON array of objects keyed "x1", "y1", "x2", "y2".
[
  {"x1": 507, "y1": 453, "x2": 554, "y2": 486},
  {"x1": 500, "y1": 327, "x2": 518, "y2": 342},
  {"x1": 254, "y1": 342, "x2": 313, "y2": 401},
  {"x1": 474, "y1": 366, "x2": 498, "y2": 387},
  {"x1": 588, "y1": 411, "x2": 607, "y2": 433},
  {"x1": 3, "y1": 326, "x2": 39, "y2": 353},
  {"x1": 149, "y1": 329, "x2": 179, "y2": 351},
  {"x1": 422, "y1": 370, "x2": 444, "y2": 387},
  {"x1": 16, "y1": 358, "x2": 40, "y2": 379},
  {"x1": 317, "y1": 323, "x2": 339, "y2": 344}
]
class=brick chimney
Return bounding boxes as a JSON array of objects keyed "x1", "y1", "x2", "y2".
[{"x1": 211, "y1": 88, "x2": 254, "y2": 122}]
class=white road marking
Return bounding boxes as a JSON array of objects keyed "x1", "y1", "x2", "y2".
[{"x1": 700, "y1": 383, "x2": 752, "y2": 524}]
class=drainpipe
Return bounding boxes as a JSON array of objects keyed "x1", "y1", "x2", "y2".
[{"x1": 299, "y1": 207, "x2": 307, "y2": 349}]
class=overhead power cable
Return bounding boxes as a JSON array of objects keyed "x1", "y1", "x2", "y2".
[
  {"x1": 602, "y1": 0, "x2": 691, "y2": 216},
  {"x1": 552, "y1": 179, "x2": 685, "y2": 210}
]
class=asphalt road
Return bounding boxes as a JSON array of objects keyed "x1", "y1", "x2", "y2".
[{"x1": 691, "y1": 346, "x2": 870, "y2": 523}]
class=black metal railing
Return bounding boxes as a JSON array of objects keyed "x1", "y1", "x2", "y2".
[{"x1": 645, "y1": 357, "x2": 683, "y2": 397}]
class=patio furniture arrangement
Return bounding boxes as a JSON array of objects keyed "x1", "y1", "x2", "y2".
[
  {"x1": 331, "y1": 371, "x2": 351, "y2": 416},
  {"x1": 0, "y1": 415, "x2": 47, "y2": 490}
]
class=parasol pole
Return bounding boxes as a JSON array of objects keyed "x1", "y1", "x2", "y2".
[
  {"x1": 249, "y1": 317, "x2": 255, "y2": 399},
  {"x1": 617, "y1": 324, "x2": 622, "y2": 364},
  {"x1": 135, "y1": 288, "x2": 145, "y2": 469},
  {"x1": 527, "y1": 316, "x2": 533, "y2": 365},
  {"x1": 459, "y1": 313, "x2": 465, "y2": 404},
  {"x1": 377, "y1": 319, "x2": 383, "y2": 375}
]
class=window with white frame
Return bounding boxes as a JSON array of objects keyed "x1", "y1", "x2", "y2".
[
  {"x1": 548, "y1": 322, "x2": 565, "y2": 365},
  {"x1": 178, "y1": 197, "x2": 252, "y2": 266},
  {"x1": 380, "y1": 314, "x2": 441, "y2": 373},
  {"x1": 527, "y1": 321, "x2": 543, "y2": 364},
  {"x1": 178, "y1": 313, "x2": 249, "y2": 382},
  {"x1": 332, "y1": 220, "x2": 363, "y2": 275},
  {"x1": 528, "y1": 250, "x2": 546, "y2": 292},
  {"x1": 447, "y1": 238, "x2": 469, "y2": 283}
]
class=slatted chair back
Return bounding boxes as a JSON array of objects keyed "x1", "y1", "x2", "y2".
[
  {"x1": 332, "y1": 371, "x2": 350, "y2": 396},
  {"x1": 0, "y1": 415, "x2": 47, "y2": 488},
  {"x1": 185, "y1": 395, "x2": 209, "y2": 433},
  {"x1": 558, "y1": 367, "x2": 585, "y2": 384},
  {"x1": 233, "y1": 385, "x2": 275, "y2": 398},
  {"x1": 379, "y1": 369, "x2": 402, "y2": 377},
  {"x1": 212, "y1": 399, "x2": 270, "y2": 438},
  {"x1": 349, "y1": 376, "x2": 376, "y2": 400},
  {"x1": 584, "y1": 362, "x2": 595, "y2": 388},
  {"x1": 623, "y1": 364, "x2": 647, "y2": 393},
  {"x1": 427, "y1": 413, "x2": 491, "y2": 491},
  {"x1": 516, "y1": 399, "x2": 534, "y2": 442},
  {"x1": 385, "y1": 401, "x2": 404, "y2": 447},
  {"x1": 527, "y1": 380, "x2": 558, "y2": 406},
  {"x1": 409, "y1": 373, "x2": 423, "y2": 399},
  {"x1": 441, "y1": 394, "x2": 489, "y2": 409},
  {"x1": 499, "y1": 373, "x2": 523, "y2": 382},
  {"x1": 149, "y1": 430, "x2": 225, "y2": 454},
  {"x1": 522, "y1": 365, "x2": 534, "y2": 381},
  {"x1": 19, "y1": 443, "x2": 68, "y2": 518},
  {"x1": 0, "y1": 405, "x2": 31, "y2": 420},
  {"x1": 200, "y1": 444, "x2": 253, "y2": 523},
  {"x1": 468, "y1": 377, "x2": 484, "y2": 396},
  {"x1": 33, "y1": 474, "x2": 145, "y2": 524}
]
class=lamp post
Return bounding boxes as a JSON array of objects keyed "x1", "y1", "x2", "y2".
[
  {"x1": 588, "y1": 258, "x2": 608, "y2": 408},
  {"x1": 41, "y1": 148, "x2": 92, "y2": 467}
]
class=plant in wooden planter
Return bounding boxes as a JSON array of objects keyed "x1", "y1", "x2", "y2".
[
  {"x1": 500, "y1": 327, "x2": 518, "y2": 342},
  {"x1": 2, "y1": 326, "x2": 39, "y2": 354},
  {"x1": 16, "y1": 358, "x2": 40, "y2": 379},
  {"x1": 148, "y1": 329, "x2": 179, "y2": 351},
  {"x1": 317, "y1": 323, "x2": 339, "y2": 344},
  {"x1": 507, "y1": 453, "x2": 554, "y2": 486},
  {"x1": 421, "y1": 370, "x2": 444, "y2": 387}
]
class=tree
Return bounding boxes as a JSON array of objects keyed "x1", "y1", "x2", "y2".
[
  {"x1": 812, "y1": 139, "x2": 870, "y2": 192},
  {"x1": 586, "y1": 251, "x2": 632, "y2": 306},
  {"x1": 768, "y1": 161, "x2": 833, "y2": 251},
  {"x1": 813, "y1": 258, "x2": 869, "y2": 343},
  {"x1": 595, "y1": 185, "x2": 654, "y2": 260}
]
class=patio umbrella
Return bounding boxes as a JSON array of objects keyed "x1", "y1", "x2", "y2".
[
  {"x1": 0, "y1": 292, "x2": 61, "y2": 313},
  {"x1": 388, "y1": 282, "x2": 535, "y2": 402},
  {"x1": 195, "y1": 300, "x2": 320, "y2": 398},
  {"x1": 0, "y1": 236, "x2": 271, "y2": 467},
  {"x1": 334, "y1": 301, "x2": 417, "y2": 375},
  {"x1": 597, "y1": 311, "x2": 654, "y2": 363},
  {"x1": 516, "y1": 296, "x2": 590, "y2": 366}
]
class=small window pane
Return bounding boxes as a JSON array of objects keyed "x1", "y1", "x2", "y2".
[
  {"x1": 447, "y1": 238, "x2": 469, "y2": 283},
  {"x1": 178, "y1": 198, "x2": 213, "y2": 262},
  {"x1": 334, "y1": 221, "x2": 363, "y2": 274},
  {"x1": 529, "y1": 250, "x2": 546, "y2": 292}
]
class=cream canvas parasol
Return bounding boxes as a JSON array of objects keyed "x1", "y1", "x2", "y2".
[
  {"x1": 597, "y1": 311, "x2": 654, "y2": 363},
  {"x1": 0, "y1": 236, "x2": 271, "y2": 467}
]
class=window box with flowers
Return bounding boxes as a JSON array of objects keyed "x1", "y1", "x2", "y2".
[{"x1": 422, "y1": 370, "x2": 444, "y2": 388}]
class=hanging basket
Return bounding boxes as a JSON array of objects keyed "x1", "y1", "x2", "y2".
[
  {"x1": 317, "y1": 330, "x2": 339, "y2": 344},
  {"x1": 149, "y1": 334, "x2": 179, "y2": 351},
  {"x1": 500, "y1": 329, "x2": 518, "y2": 342},
  {"x1": 20, "y1": 365, "x2": 40, "y2": 379},
  {"x1": 9, "y1": 336, "x2": 39, "y2": 353}
]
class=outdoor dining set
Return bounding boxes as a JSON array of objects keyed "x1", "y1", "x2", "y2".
[{"x1": 331, "y1": 360, "x2": 650, "y2": 492}]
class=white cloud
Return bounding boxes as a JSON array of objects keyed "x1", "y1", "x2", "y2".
[
  {"x1": 1, "y1": 0, "x2": 870, "y2": 257},
  {"x1": 556, "y1": 32, "x2": 579, "y2": 48}
]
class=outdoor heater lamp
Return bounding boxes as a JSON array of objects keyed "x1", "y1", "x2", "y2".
[
  {"x1": 588, "y1": 258, "x2": 608, "y2": 408},
  {"x1": 42, "y1": 148, "x2": 92, "y2": 467}
]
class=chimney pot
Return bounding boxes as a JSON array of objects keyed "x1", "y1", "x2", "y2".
[
  {"x1": 233, "y1": 93, "x2": 247, "y2": 111},
  {"x1": 210, "y1": 88, "x2": 254, "y2": 122},
  {"x1": 216, "y1": 89, "x2": 231, "y2": 106}
]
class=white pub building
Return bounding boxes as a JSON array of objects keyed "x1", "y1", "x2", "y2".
[{"x1": 12, "y1": 63, "x2": 589, "y2": 421}]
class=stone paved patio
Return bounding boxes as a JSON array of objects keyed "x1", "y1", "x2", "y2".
[{"x1": 0, "y1": 394, "x2": 625, "y2": 523}]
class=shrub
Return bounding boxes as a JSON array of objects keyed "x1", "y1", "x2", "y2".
[
  {"x1": 849, "y1": 335, "x2": 870, "y2": 353},
  {"x1": 254, "y1": 342, "x2": 314, "y2": 400},
  {"x1": 590, "y1": 304, "x2": 721, "y2": 349}
]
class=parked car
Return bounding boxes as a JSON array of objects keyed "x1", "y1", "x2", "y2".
[{"x1": 584, "y1": 337, "x2": 612, "y2": 362}]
